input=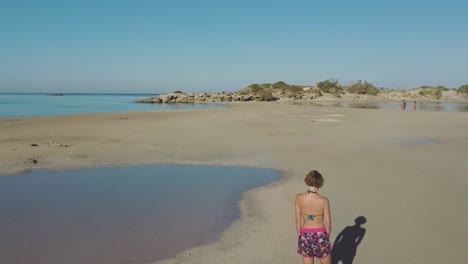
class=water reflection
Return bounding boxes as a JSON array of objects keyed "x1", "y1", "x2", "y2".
[
  {"x1": 0, "y1": 166, "x2": 280, "y2": 264},
  {"x1": 417, "y1": 104, "x2": 444, "y2": 112},
  {"x1": 291, "y1": 101, "x2": 468, "y2": 112},
  {"x1": 456, "y1": 104, "x2": 468, "y2": 112},
  {"x1": 392, "y1": 138, "x2": 441, "y2": 145},
  {"x1": 347, "y1": 103, "x2": 379, "y2": 109}
]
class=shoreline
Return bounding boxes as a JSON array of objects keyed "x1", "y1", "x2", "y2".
[
  {"x1": 0, "y1": 164, "x2": 282, "y2": 264},
  {"x1": 1, "y1": 103, "x2": 467, "y2": 263},
  {"x1": 2, "y1": 99, "x2": 467, "y2": 121}
]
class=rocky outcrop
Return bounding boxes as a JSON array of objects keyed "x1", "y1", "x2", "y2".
[
  {"x1": 135, "y1": 92, "x2": 265, "y2": 104},
  {"x1": 135, "y1": 91, "x2": 325, "y2": 104},
  {"x1": 136, "y1": 81, "x2": 468, "y2": 104}
]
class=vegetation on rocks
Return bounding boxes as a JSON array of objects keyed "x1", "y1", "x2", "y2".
[
  {"x1": 240, "y1": 81, "x2": 302, "y2": 95},
  {"x1": 136, "y1": 81, "x2": 468, "y2": 104},
  {"x1": 347, "y1": 81, "x2": 380, "y2": 95},
  {"x1": 420, "y1": 85, "x2": 449, "y2": 91},
  {"x1": 458, "y1": 84, "x2": 468, "y2": 94},
  {"x1": 280, "y1": 85, "x2": 303, "y2": 94},
  {"x1": 258, "y1": 90, "x2": 277, "y2": 101},
  {"x1": 418, "y1": 87, "x2": 445, "y2": 100},
  {"x1": 316, "y1": 79, "x2": 343, "y2": 94},
  {"x1": 272, "y1": 81, "x2": 289, "y2": 89}
]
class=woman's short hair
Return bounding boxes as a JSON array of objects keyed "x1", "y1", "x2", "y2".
[{"x1": 304, "y1": 170, "x2": 324, "y2": 188}]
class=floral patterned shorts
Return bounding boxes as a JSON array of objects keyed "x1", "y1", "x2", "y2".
[{"x1": 297, "y1": 227, "x2": 331, "y2": 259}]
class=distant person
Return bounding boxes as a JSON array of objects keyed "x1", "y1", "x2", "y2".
[
  {"x1": 331, "y1": 216, "x2": 367, "y2": 264},
  {"x1": 413, "y1": 100, "x2": 417, "y2": 111},
  {"x1": 296, "y1": 170, "x2": 332, "y2": 264},
  {"x1": 401, "y1": 99, "x2": 406, "y2": 110}
]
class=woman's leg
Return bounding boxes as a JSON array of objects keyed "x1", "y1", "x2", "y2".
[
  {"x1": 319, "y1": 254, "x2": 331, "y2": 264},
  {"x1": 303, "y1": 256, "x2": 314, "y2": 264}
]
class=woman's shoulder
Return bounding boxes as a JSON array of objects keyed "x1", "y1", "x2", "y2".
[
  {"x1": 295, "y1": 192, "x2": 307, "y2": 199},
  {"x1": 318, "y1": 195, "x2": 330, "y2": 203},
  {"x1": 319, "y1": 194, "x2": 329, "y2": 200}
]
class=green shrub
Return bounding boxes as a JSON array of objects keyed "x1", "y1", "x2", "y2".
[
  {"x1": 241, "y1": 81, "x2": 303, "y2": 95},
  {"x1": 420, "y1": 85, "x2": 449, "y2": 91},
  {"x1": 419, "y1": 88, "x2": 442, "y2": 99},
  {"x1": 258, "y1": 90, "x2": 276, "y2": 101},
  {"x1": 316, "y1": 79, "x2": 342, "y2": 93},
  {"x1": 347, "y1": 81, "x2": 380, "y2": 95},
  {"x1": 240, "y1": 83, "x2": 272, "y2": 94},
  {"x1": 458, "y1": 84, "x2": 468, "y2": 94},
  {"x1": 281, "y1": 85, "x2": 303, "y2": 94},
  {"x1": 434, "y1": 89, "x2": 442, "y2": 99},
  {"x1": 249, "y1": 84, "x2": 263, "y2": 93},
  {"x1": 436, "y1": 85, "x2": 449, "y2": 91},
  {"x1": 272, "y1": 81, "x2": 289, "y2": 89},
  {"x1": 173, "y1": 90, "x2": 184, "y2": 93}
]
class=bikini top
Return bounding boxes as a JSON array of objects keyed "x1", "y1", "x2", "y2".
[
  {"x1": 302, "y1": 212, "x2": 324, "y2": 221},
  {"x1": 302, "y1": 189, "x2": 324, "y2": 221}
]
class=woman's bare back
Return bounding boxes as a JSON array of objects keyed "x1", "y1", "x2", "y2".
[{"x1": 296, "y1": 192, "x2": 329, "y2": 229}]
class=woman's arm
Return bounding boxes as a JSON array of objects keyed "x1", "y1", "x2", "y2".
[
  {"x1": 323, "y1": 198, "x2": 332, "y2": 234},
  {"x1": 295, "y1": 194, "x2": 301, "y2": 236}
]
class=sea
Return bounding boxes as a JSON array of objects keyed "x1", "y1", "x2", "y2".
[
  {"x1": 0, "y1": 93, "x2": 225, "y2": 118},
  {"x1": 0, "y1": 93, "x2": 277, "y2": 263},
  {"x1": 1, "y1": 93, "x2": 467, "y2": 118}
]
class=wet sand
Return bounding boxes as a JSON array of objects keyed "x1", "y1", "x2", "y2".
[{"x1": 1, "y1": 103, "x2": 467, "y2": 263}]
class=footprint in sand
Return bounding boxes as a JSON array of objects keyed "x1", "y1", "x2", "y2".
[
  {"x1": 325, "y1": 114, "x2": 347, "y2": 117},
  {"x1": 23, "y1": 158, "x2": 39, "y2": 165},
  {"x1": 44, "y1": 141, "x2": 70, "y2": 147},
  {"x1": 314, "y1": 118, "x2": 340, "y2": 122},
  {"x1": 30, "y1": 141, "x2": 70, "y2": 148},
  {"x1": 66, "y1": 154, "x2": 88, "y2": 160}
]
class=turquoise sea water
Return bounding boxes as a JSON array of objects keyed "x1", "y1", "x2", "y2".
[
  {"x1": 0, "y1": 165, "x2": 280, "y2": 264},
  {"x1": 0, "y1": 93, "x2": 225, "y2": 118}
]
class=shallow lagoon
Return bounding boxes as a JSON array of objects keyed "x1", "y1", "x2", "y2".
[
  {"x1": 0, "y1": 165, "x2": 280, "y2": 264},
  {"x1": 294, "y1": 101, "x2": 468, "y2": 112}
]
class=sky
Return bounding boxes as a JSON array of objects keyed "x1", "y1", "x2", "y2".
[{"x1": 1, "y1": 0, "x2": 467, "y2": 93}]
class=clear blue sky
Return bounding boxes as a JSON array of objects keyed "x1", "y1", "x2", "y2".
[{"x1": 1, "y1": 0, "x2": 467, "y2": 93}]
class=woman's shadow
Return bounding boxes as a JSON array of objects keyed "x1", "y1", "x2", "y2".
[{"x1": 332, "y1": 216, "x2": 367, "y2": 264}]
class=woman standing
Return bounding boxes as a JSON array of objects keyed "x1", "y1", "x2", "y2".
[{"x1": 295, "y1": 170, "x2": 332, "y2": 264}]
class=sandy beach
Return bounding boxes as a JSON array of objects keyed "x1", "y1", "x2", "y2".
[{"x1": 1, "y1": 103, "x2": 467, "y2": 263}]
